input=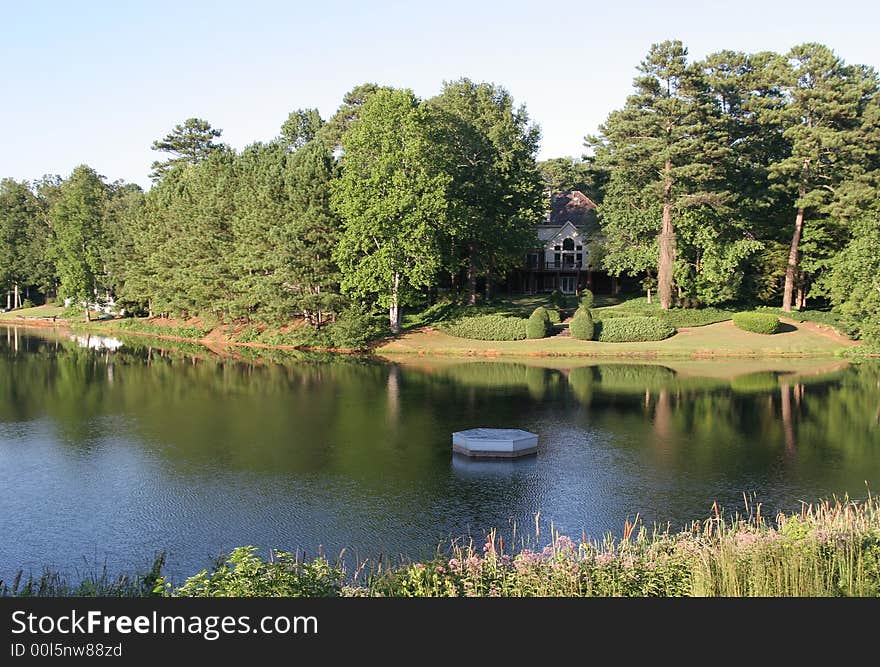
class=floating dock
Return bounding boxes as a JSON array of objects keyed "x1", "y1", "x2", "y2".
[{"x1": 452, "y1": 428, "x2": 538, "y2": 458}]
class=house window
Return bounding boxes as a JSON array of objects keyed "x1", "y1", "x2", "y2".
[
  {"x1": 554, "y1": 245, "x2": 561, "y2": 251},
  {"x1": 526, "y1": 253, "x2": 538, "y2": 268},
  {"x1": 554, "y1": 253, "x2": 560, "y2": 267},
  {"x1": 562, "y1": 238, "x2": 575, "y2": 251},
  {"x1": 576, "y1": 245, "x2": 582, "y2": 251}
]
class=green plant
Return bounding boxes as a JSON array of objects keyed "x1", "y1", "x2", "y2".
[
  {"x1": 526, "y1": 306, "x2": 552, "y2": 339},
  {"x1": 579, "y1": 289, "x2": 594, "y2": 310},
  {"x1": 328, "y1": 306, "x2": 387, "y2": 349},
  {"x1": 570, "y1": 311, "x2": 594, "y2": 340},
  {"x1": 594, "y1": 316, "x2": 675, "y2": 342},
  {"x1": 19, "y1": 299, "x2": 35, "y2": 309},
  {"x1": 439, "y1": 315, "x2": 528, "y2": 341},
  {"x1": 546, "y1": 309, "x2": 562, "y2": 325},
  {"x1": 732, "y1": 312, "x2": 780, "y2": 335},
  {"x1": 172, "y1": 547, "x2": 343, "y2": 597},
  {"x1": 548, "y1": 290, "x2": 565, "y2": 308}
]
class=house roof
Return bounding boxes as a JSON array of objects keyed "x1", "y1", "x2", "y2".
[{"x1": 548, "y1": 190, "x2": 598, "y2": 226}]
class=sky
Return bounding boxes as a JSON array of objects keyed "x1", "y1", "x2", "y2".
[{"x1": 2, "y1": 0, "x2": 879, "y2": 189}]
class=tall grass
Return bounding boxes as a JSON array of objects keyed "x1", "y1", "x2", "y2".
[
  {"x1": 5, "y1": 498, "x2": 878, "y2": 597},
  {"x1": 365, "y1": 497, "x2": 880, "y2": 597},
  {"x1": 1, "y1": 554, "x2": 166, "y2": 597}
]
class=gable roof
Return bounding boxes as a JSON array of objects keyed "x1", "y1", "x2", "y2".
[{"x1": 548, "y1": 190, "x2": 598, "y2": 226}]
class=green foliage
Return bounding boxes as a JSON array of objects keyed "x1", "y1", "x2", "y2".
[
  {"x1": 569, "y1": 310, "x2": 595, "y2": 340},
  {"x1": 732, "y1": 311, "x2": 780, "y2": 334},
  {"x1": 172, "y1": 547, "x2": 343, "y2": 597},
  {"x1": 823, "y1": 215, "x2": 880, "y2": 344},
  {"x1": 546, "y1": 309, "x2": 561, "y2": 324},
  {"x1": 425, "y1": 79, "x2": 543, "y2": 301},
  {"x1": 579, "y1": 289, "x2": 594, "y2": 310},
  {"x1": 595, "y1": 298, "x2": 734, "y2": 328},
  {"x1": 326, "y1": 305, "x2": 387, "y2": 349},
  {"x1": 1, "y1": 554, "x2": 166, "y2": 598},
  {"x1": 526, "y1": 306, "x2": 552, "y2": 339},
  {"x1": 548, "y1": 290, "x2": 565, "y2": 307},
  {"x1": 49, "y1": 165, "x2": 110, "y2": 320},
  {"x1": 756, "y1": 306, "x2": 852, "y2": 336},
  {"x1": 439, "y1": 315, "x2": 528, "y2": 341},
  {"x1": 331, "y1": 88, "x2": 448, "y2": 333},
  {"x1": 280, "y1": 108, "x2": 323, "y2": 149},
  {"x1": 150, "y1": 118, "x2": 225, "y2": 181},
  {"x1": 594, "y1": 316, "x2": 676, "y2": 342},
  {"x1": 112, "y1": 318, "x2": 213, "y2": 340}
]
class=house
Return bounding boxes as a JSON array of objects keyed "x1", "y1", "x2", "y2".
[{"x1": 514, "y1": 190, "x2": 609, "y2": 295}]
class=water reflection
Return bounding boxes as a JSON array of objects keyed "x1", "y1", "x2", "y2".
[{"x1": 0, "y1": 324, "x2": 878, "y2": 582}]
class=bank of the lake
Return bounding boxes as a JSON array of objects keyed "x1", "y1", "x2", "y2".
[{"x1": 0, "y1": 312, "x2": 866, "y2": 359}]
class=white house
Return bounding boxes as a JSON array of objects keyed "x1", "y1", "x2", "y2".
[{"x1": 516, "y1": 191, "x2": 604, "y2": 295}]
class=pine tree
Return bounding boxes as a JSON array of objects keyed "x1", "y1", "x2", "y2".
[
  {"x1": 150, "y1": 118, "x2": 225, "y2": 181},
  {"x1": 769, "y1": 44, "x2": 877, "y2": 311},
  {"x1": 589, "y1": 40, "x2": 730, "y2": 309}
]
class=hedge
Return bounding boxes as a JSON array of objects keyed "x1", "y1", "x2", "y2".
[
  {"x1": 546, "y1": 309, "x2": 562, "y2": 325},
  {"x1": 579, "y1": 289, "x2": 594, "y2": 310},
  {"x1": 732, "y1": 311, "x2": 780, "y2": 335},
  {"x1": 570, "y1": 311, "x2": 594, "y2": 340},
  {"x1": 594, "y1": 316, "x2": 676, "y2": 343},
  {"x1": 526, "y1": 307, "x2": 552, "y2": 339},
  {"x1": 440, "y1": 315, "x2": 528, "y2": 341}
]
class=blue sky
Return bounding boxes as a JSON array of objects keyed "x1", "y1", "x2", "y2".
[{"x1": 2, "y1": 0, "x2": 878, "y2": 188}]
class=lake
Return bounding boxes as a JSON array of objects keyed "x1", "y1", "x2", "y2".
[{"x1": 1, "y1": 325, "x2": 878, "y2": 583}]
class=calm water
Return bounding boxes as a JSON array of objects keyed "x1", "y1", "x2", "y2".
[{"x1": 1, "y1": 325, "x2": 878, "y2": 582}]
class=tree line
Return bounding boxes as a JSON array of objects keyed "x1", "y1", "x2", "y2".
[{"x1": 1, "y1": 41, "x2": 878, "y2": 344}]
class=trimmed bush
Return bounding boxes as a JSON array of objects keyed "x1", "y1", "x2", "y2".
[
  {"x1": 732, "y1": 311, "x2": 780, "y2": 335},
  {"x1": 570, "y1": 311, "x2": 594, "y2": 340},
  {"x1": 548, "y1": 290, "x2": 565, "y2": 308},
  {"x1": 440, "y1": 315, "x2": 528, "y2": 341},
  {"x1": 594, "y1": 316, "x2": 675, "y2": 343},
  {"x1": 526, "y1": 306, "x2": 552, "y2": 339},
  {"x1": 546, "y1": 309, "x2": 561, "y2": 325},
  {"x1": 579, "y1": 289, "x2": 594, "y2": 310}
]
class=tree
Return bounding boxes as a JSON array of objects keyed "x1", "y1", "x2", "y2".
[
  {"x1": 538, "y1": 156, "x2": 606, "y2": 203},
  {"x1": 331, "y1": 88, "x2": 448, "y2": 333},
  {"x1": 230, "y1": 139, "x2": 342, "y2": 325},
  {"x1": 280, "y1": 108, "x2": 324, "y2": 149},
  {"x1": 425, "y1": 79, "x2": 543, "y2": 303},
  {"x1": 143, "y1": 150, "x2": 237, "y2": 318},
  {"x1": 49, "y1": 166, "x2": 109, "y2": 321},
  {"x1": 150, "y1": 118, "x2": 225, "y2": 181},
  {"x1": 769, "y1": 44, "x2": 878, "y2": 311},
  {"x1": 589, "y1": 40, "x2": 730, "y2": 309},
  {"x1": 102, "y1": 181, "x2": 146, "y2": 313},
  {"x1": 321, "y1": 83, "x2": 383, "y2": 150},
  {"x1": 0, "y1": 179, "x2": 41, "y2": 309}
]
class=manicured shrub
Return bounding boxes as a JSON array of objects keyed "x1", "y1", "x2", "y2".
[
  {"x1": 569, "y1": 311, "x2": 594, "y2": 340},
  {"x1": 526, "y1": 306, "x2": 552, "y2": 339},
  {"x1": 579, "y1": 289, "x2": 594, "y2": 310},
  {"x1": 548, "y1": 290, "x2": 565, "y2": 308},
  {"x1": 594, "y1": 316, "x2": 675, "y2": 343},
  {"x1": 546, "y1": 309, "x2": 561, "y2": 325},
  {"x1": 440, "y1": 315, "x2": 528, "y2": 341},
  {"x1": 732, "y1": 311, "x2": 780, "y2": 335}
]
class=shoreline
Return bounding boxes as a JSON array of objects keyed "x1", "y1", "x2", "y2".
[{"x1": 2, "y1": 316, "x2": 876, "y2": 360}]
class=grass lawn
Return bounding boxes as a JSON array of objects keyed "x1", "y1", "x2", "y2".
[
  {"x1": 378, "y1": 319, "x2": 852, "y2": 358},
  {"x1": 0, "y1": 304, "x2": 64, "y2": 320}
]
